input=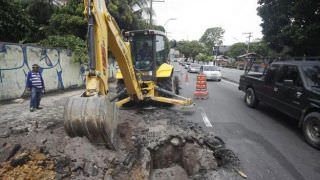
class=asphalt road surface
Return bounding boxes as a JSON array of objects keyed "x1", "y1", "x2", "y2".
[
  {"x1": 220, "y1": 67, "x2": 244, "y2": 83},
  {"x1": 175, "y1": 63, "x2": 320, "y2": 180}
]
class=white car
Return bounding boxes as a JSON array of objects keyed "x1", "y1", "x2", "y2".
[
  {"x1": 184, "y1": 63, "x2": 191, "y2": 69},
  {"x1": 200, "y1": 65, "x2": 222, "y2": 81},
  {"x1": 188, "y1": 63, "x2": 201, "y2": 73}
]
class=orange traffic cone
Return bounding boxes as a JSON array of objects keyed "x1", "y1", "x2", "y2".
[{"x1": 193, "y1": 73, "x2": 208, "y2": 99}]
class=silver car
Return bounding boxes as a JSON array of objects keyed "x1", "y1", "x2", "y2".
[
  {"x1": 188, "y1": 64, "x2": 201, "y2": 73},
  {"x1": 200, "y1": 65, "x2": 222, "y2": 81},
  {"x1": 184, "y1": 63, "x2": 191, "y2": 69}
]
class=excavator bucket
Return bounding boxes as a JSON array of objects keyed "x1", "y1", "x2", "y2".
[{"x1": 64, "y1": 96, "x2": 118, "y2": 149}]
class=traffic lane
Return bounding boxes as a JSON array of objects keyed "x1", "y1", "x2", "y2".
[
  {"x1": 220, "y1": 67, "x2": 244, "y2": 83},
  {"x1": 203, "y1": 80, "x2": 316, "y2": 180},
  {"x1": 177, "y1": 69, "x2": 320, "y2": 180}
]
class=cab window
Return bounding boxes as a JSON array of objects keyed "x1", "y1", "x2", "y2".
[
  {"x1": 265, "y1": 64, "x2": 280, "y2": 83},
  {"x1": 155, "y1": 35, "x2": 166, "y2": 66},
  {"x1": 276, "y1": 65, "x2": 302, "y2": 87},
  {"x1": 132, "y1": 35, "x2": 153, "y2": 70}
]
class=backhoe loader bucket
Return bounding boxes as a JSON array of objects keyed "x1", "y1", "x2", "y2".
[{"x1": 64, "y1": 96, "x2": 118, "y2": 149}]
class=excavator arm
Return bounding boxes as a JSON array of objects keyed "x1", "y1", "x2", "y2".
[
  {"x1": 64, "y1": 0, "x2": 193, "y2": 148},
  {"x1": 83, "y1": 0, "x2": 142, "y2": 100}
]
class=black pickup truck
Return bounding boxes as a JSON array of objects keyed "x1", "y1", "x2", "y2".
[{"x1": 239, "y1": 61, "x2": 320, "y2": 149}]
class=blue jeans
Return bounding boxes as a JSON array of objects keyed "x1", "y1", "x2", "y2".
[{"x1": 30, "y1": 87, "x2": 42, "y2": 108}]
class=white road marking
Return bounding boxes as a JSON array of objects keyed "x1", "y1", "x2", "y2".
[{"x1": 198, "y1": 107, "x2": 213, "y2": 127}]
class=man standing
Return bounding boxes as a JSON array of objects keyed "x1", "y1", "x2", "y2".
[{"x1": 26, "y1": 64, "x2": 45, "y2": 112}]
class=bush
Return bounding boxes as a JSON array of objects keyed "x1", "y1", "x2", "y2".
[
  {"x1": 39, "y1": 35, "x2": 88, "y2": 63},
  {"x1": 196, "y1": 53, "x2": 214, "y2": 62}
]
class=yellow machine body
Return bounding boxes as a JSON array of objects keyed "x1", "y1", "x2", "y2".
[
  {"x1": 64, "y1": 0, "x2": 193, "y2": 148},
  {"x1": 116, "y1": 63, "x2": 173, "y2": 79}
]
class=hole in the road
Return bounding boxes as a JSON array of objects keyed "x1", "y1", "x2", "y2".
[
  {"x1": 149, "y1": 136, "x2": 221, "y2": 176},
  {"x1": 150, "y1": 137, "x2": 183, "y2": 169}
]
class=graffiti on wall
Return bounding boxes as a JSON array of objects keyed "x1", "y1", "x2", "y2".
[{"x1": 0, "y1": 43, "x2": 84, "y2": 101}]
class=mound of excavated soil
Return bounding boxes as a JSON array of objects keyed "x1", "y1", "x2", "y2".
[{"x1": 0, "y1": 107, "x2": 242, "y2": 179}]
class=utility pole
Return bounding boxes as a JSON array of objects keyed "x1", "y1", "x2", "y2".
[
  {"x1": 243, "y1": 32, "x2": 253, "y2": 53},
  {"x1": 149, "y1": 0, "x2": 165, "y2": 26},
  {"x1": 150, "y1": 0, "x2": 153, "y2": 26}
]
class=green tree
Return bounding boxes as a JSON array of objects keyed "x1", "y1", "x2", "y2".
[
  {"x1": 225, "y1": 43, "x2": 247, "y2": 58},
  {"x1": 0, "y1": 0, "x2": 34, "y2": 42},
  {"x1": 250, "y1": 41, "x2": 275, "y2": 57},
  {"x1": 39, "y1": 35, "x2": 88, "y2": 62},
  {"x1": 25, "y1": 0, "x2": 54, "y2": 42},
  {"x1": 41, "y1": 0, "x2": 87, "y2": 62},
  {"x1": 25, "y1": 0, "x2": 53, "y2": 25},
  {"x1": 258, "y1": 0, "x2": 320, "y2": 56},
  {"x1": 47, "y1": 0, "x2": 86, "y2": 39},
  {"x1": 176, "y1": 40, "x2": 205, "y2": 61},
  {"x1": 199, "y1": 27, "x2": 225, "y2": 55},
  {"x1": 108, "y1": 0, "x2": 150, "y2": 31},
  {"x1": 195, "y1": 53, "x2": 213, "y2": 63},
  {"x1": 226, "y1": 41, "x2": 276, "y2": 58}
]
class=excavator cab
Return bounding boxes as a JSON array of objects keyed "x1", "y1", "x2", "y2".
[
  {"x1": 117, "y1": 30, "x2": 171, "y2": 82},
  {"x1": 116, "y1": 30, "x2": 177, "y2": 99}
]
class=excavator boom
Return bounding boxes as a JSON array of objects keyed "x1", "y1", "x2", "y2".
[{"x1": 64, "y1": 0, "x2": 193, "y2": 148}]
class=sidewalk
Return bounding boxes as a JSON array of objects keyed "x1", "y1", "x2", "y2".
[{"x1": 0, "y1": 89, "x2": 83, "y2": 134}]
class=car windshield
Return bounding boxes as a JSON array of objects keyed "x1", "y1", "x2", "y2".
[
  {"x1": 203, "y1": 66, "x2": 218, "y2": 71},
  {"x1": 302, "y1": 64, "x2": 320, "y2": 88}
]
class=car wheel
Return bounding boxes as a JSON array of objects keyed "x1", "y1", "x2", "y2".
[
  {"x1": 302, "y1": 112, "x2": 320, "y2": 149},
  {"x1": 245, "y1": 87, "x2": 258, "y2": 108}
]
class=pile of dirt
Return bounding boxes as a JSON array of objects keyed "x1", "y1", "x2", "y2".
[
  {"x1": 0, "y1": 148, "x2": 55, "y2": 179},
  {"x1": 0, "y1": 107, "x2": 242, "y2": 179}
]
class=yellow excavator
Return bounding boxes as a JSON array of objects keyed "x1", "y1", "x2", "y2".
[{"x1": 64, "y1": 0, "x2": 193, "y2": 149}]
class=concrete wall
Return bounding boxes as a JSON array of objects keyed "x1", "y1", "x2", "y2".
[{"x1": 0, "y1": 43, "x2": 84, "y2": 101}]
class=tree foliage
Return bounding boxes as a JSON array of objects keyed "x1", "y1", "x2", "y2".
[
  {"x1": 199, "y1": 27, "x2": 225, "y2": 55},
  {"x1": 176, "y1": 40, "x2": 205, "y2": 60},
  {"x1": 0, "y1": 0, "x2": 34, "y2": 42},
  {"x1": 250, "y1": 41, "x2": 275, "y2": 57},
  {"x1": 225, "y1": 41, "x2": 276, "y2": 58},
  {"x1": 39, "y1": 0, "x2": 87, "y2": 62},
  {"x1": 39, "y1": 35, "x2": 88, "y2": 62},
  {"x1": 225, "y1": 43, "x2": 247, "y2": 58},
  {"x1": 258, "y1": 0, "x2": 320, "y2": 56},
  {"x1": 195, "y1": 53, "x2": 214, "y2": 62},
  {"x1": 1, "y1": 0, "x2": 160, "y2": 62},
  {"x1": 108, "y1": 0, "x2": 150, "y2": 31}
]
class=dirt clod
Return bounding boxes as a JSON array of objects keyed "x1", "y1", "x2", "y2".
[
  {"x1": 11, "y1": 126, "x2": 29, "y2": 134},
  {"x1": 151, "y1": 165, "x2": 189, "y2": 180},
  {"x1": 10, "y1": 152, "x2": 31, "y2": 167},
  {"x1": 0, "y1": 144, "x2": 21, "y2": 163},
  {"x1": 0, "y1": 130, "x2": 10, "y2": 138}
]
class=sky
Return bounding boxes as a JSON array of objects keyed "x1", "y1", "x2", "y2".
[{"x1": 152, "y1": 0, "x2": 263, "y2": 45}]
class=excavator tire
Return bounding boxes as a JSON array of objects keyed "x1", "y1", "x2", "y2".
[
  {"x1": 116, "y1": 80, "x2": 135, "y2": 107},
  {"x1": 64, "y1": 96, "x2": 118, "y2": 149},
  {"x1": 116, "y1": 80, "x2": 128, "y2": 100},
  {"x1": 157, "y1": 75, "x2": 180, "y2": 97}
]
